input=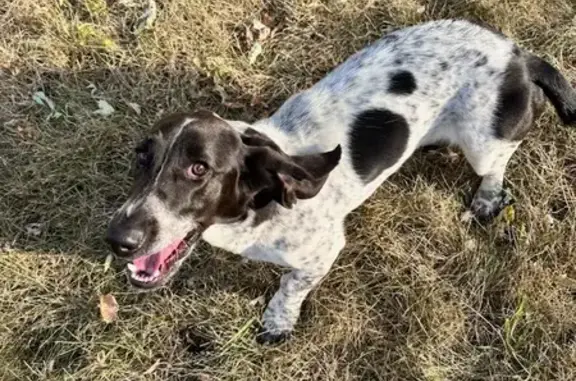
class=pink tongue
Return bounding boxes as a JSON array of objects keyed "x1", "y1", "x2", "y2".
[{"x1": 132, "y1": 240, "x2": 183, "y2": 274}]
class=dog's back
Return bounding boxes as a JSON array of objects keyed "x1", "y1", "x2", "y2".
[{"x1": 253, "y1": 19, "x2": 575, "y2": 216}]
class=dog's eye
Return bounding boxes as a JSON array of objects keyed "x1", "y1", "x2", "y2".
[{"x1": 186, "y1": 162, "x2": 208, "y2": 179}]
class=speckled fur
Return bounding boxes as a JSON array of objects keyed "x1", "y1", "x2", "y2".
[{"x1": 200, "y1": 19, "x2": 569, "y2": 341}]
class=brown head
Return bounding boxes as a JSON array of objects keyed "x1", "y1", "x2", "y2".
[{"x1": 105, "y1": 111, "x2": 341, "y2": 289}]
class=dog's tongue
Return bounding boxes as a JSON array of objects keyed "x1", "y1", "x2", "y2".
[{"x1": 132, "y1": 240, "x2": 182, "y2": 273}]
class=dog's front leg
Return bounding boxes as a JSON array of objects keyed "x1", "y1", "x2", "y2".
[{"x1": 257, "y1": 269, "x2": 326, "y2": 344}]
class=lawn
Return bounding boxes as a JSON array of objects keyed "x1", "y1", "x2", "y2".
[{"x1": 1, "y1": 0, "x2": 575, "y2": 380}]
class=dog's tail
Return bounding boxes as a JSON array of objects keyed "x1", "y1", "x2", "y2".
[{"x1": 526, "y1": 53, "x2": 576, "y2": 126}]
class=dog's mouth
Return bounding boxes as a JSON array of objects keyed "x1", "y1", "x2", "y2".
[{"x1": 126, "y1": 234, "x2": 197, "y2": 288}]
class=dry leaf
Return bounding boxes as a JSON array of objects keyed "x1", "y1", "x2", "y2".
[
  {"x1": 252, "y1": 19, "x2": 270, "y2": 41},
  {"x1": 260, "y1": 11, "x2": 274, "y2": 27},
  {"x1": 1, "y1": 241, "x2": 14, "y2": 253},
  {"x1": 32, "y1": 91, "x2": 55, "y2": 110},
  {"x1": 134, "y1": 0, "x2": 158, "y2": 35},
  {"x1": 464, "y1": 238, "x2": 477, "y2": 251},
  {"x1": 103, "y1": 254, "x2": 113, "y2": 272},
  {"x1": 86, "y1": 83, "x2": 98, "y2": 96},
  {"x1": 248, "y1": 42, "x2": 263, "y2": 64},
  {"x1": 93, "y1": 100, "x2": 115, "y2": 116},
  {"x1": 245, "y1": 25, "x2": 254, "y2": 44},
  {"x1": 248, "y1": 295, "x2": 266, "y2": 307},
  {"x1": 503, "y1": 205, "x2": 515, "y2": 225},
  {"x1": 126, "y1": 102, "x2": 141, "y2": 115},
  {"x1": 25, "y1": 222, "x2": 44, "y2": 237},
  {"x1": 99, "y1": 294, "x2": 119, "y2": 323},
  {"x1": 250, "y1": 94, "x2": 267, "y2": 108},
  {"x1": 460, "y1": 210, "x2": 474, "y2": 223},
  {"x1": 32, "y1": 91, "x2": 62, "y2": 119}
]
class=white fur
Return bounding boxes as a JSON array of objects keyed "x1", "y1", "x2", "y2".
[{"x1": 200, "y1": 20, "x2": 533, "y2": 339}]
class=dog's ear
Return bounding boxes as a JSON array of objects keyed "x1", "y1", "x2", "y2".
[{"x1": 240, "y1": 129, "x2": 341, "y2": 209}]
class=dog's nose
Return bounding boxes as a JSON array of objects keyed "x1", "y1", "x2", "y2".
[{"x1": 106, "y1": 227, "x2": 144, "y2": 256}]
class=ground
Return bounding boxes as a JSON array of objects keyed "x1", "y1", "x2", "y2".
[{"x1": 1, "y1": 0, "x2": 575, "y2": 380}]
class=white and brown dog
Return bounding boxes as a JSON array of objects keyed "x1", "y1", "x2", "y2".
[{"x1": 106, "y1": 19, "x2": 576, "y2": 344}]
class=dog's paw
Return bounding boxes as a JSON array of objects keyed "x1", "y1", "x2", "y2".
[
  {"x1": 470, "y1": 188, "x2": 514, "y2": 223},
  {"x1": 255, "y1": 318, "x2": 293, "y2": 345},
  {"x1": 256, "y1": 327, "x2": 292, "y2": 345}
]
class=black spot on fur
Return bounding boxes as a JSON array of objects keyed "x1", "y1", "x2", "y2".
[
  {"x1": 394, "y1": 58, "x2": 403, "y2": 66},
  {"x1": 440, "y1": 61, "x2": 449, "y2": 71},
  {"x1": 388, "y1": 70, "x2": 417, "y2": 95},
  {"x1": 493, "y1": 57, "x2": 533, "y2": 140},
  {"x1": 382, "y1": 33, "x2": 399, "y2": 43},
  {"x1": 474, "y1": 55, "x2": 488, "y2": 67},
  {"x1": 350, "y1": 109, "x2": 410, "y2": 183}
]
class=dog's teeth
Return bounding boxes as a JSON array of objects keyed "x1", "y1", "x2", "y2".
[
  {"x1": 152, "y1": 270, "x2": 160, "y2": 278},
  {"x1": 127, "y1": 263, "x2": 137, "y2": 273}
]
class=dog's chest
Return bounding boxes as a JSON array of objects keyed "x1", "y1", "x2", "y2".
[{"x1": 202, "y1": 209, "x2": 323, "y2": 268}]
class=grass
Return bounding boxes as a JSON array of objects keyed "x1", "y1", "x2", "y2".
[{"x1": 0, "y1": 0, "x2": 575, "y2": 380}]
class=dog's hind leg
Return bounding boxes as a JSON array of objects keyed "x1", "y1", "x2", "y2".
[
  {"x1": 464, "y1": 140, "x2": 520, "y2": 221},
  {"x1": 461, "y1": 54, "x2": 548, "y2": 222}
]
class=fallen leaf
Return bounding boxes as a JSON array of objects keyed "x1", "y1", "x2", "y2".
[
  {"x1": 464, "y1": 238, "x2": 477, "y2": 251},
  {"x1": 248, "y1": 295, "x2": 266, "y2": 307},
  {"x1": 86, "y1": 83, "x2": 98, "y2": 96},
  {"x1": 32, "y1": 91, "x2": 56, "y2": 111},
  {"x1": 101, "y1": 38, "x2": 118, "y2": 51},
  {"x1": 460, "y1": 210, "x2": 474, "y2": 223},
  {"x1": 93, "y1": 100, "x2": 115, "y2": 116},
  {"x1": 250, "y1": 94, "x2": 267, "y2": 107},
  {"x1": 252, "y1": 19, "x2": 267, "y2": 31},
  {"x1": 443, "y1": 148, "x2": 460, "y2": 162},
  {"x1": 245, "y1": 25, "x2": 254, "y2": 44},
  {"x1": 32, "y1": 92, "x2": 62, "y2": 119},
  {"x1": 503, "y1": 205, "x2": 515, "y2": 225},
  {"x1": 1, "y1": 241, "x2": 14, "y2": 253},
  {"x1": 252, "y1": 19, "x2": 270, "y2": 41},
  {"x1": 99, "y1": 294, "x2": 119, "y2": 323},
  {"x1": 260, "y1": 11, "x2": 274, "y2": 27},
  {"x1": 126, "y1": 102, "x2": 141, "y2": 115},
  {"x1": 134, "y1": 0, "x2": 158, "y2": 35},
  {"x1": 416, "y1": 5, "x2": 426, "y2": 14},
  {"x1": 248, "y1": 42, "x2": 263, "y2": 65},
  {"x1": 103, "y1": 254, "x2": 113, "y2": 272},
  {"x1": 25, "y1": 222, "x2": 43, "y2": 237}
]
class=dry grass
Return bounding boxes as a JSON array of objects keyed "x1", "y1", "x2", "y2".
[{"x1": 1, "y1": 0, "x2": 575, "y2": 380}]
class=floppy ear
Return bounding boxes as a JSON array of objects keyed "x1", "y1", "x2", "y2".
[{"x1": 240, "y1": 129, "x2": 341, "y2": 209}]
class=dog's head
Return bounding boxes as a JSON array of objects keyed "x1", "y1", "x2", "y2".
[{"x1": 106, "y1": 111, "x2": 341, "y2": 289}]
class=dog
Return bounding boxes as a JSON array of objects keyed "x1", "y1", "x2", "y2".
[{"x1": 106, "y1": 19, "x2": 576, "y2": 344}]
